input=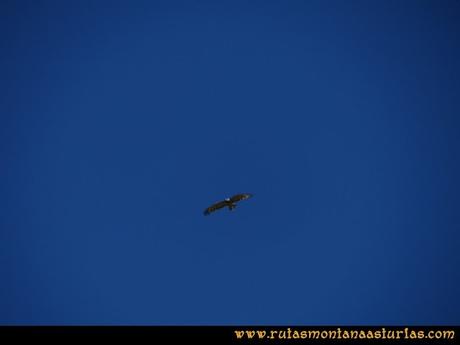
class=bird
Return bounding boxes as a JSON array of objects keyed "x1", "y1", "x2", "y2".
[{"x1": 203, "y1": 193, "x2": 253, "y2": 216}]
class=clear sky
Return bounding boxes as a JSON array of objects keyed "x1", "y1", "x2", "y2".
[{"x1": 1, "y1": 0, "x2": 459, "y2": 325}]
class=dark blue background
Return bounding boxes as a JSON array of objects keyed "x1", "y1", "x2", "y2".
[{"x1": 1, "y1": 0, "x2": 459, "y2": 325}]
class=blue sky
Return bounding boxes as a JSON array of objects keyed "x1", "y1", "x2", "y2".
[{"x1": 1, "y1": 0, "x2": 459, "y2": 325}]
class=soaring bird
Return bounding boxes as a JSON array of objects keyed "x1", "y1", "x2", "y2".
[{"x1": 203, "y1": 193, "x2": 253, "y2": 216}]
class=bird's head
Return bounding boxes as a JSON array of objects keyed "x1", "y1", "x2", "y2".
[{"x1": 224, "y1": 198, "x2": 231, "y2": 202}]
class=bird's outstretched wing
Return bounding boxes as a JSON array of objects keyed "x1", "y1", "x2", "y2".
[
  {"x1": 230, "y1": 193, "x2": 253, "y2": 203},
  {"x1": 203, "y1": 200, "x2": 227, "y2": 216}
]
